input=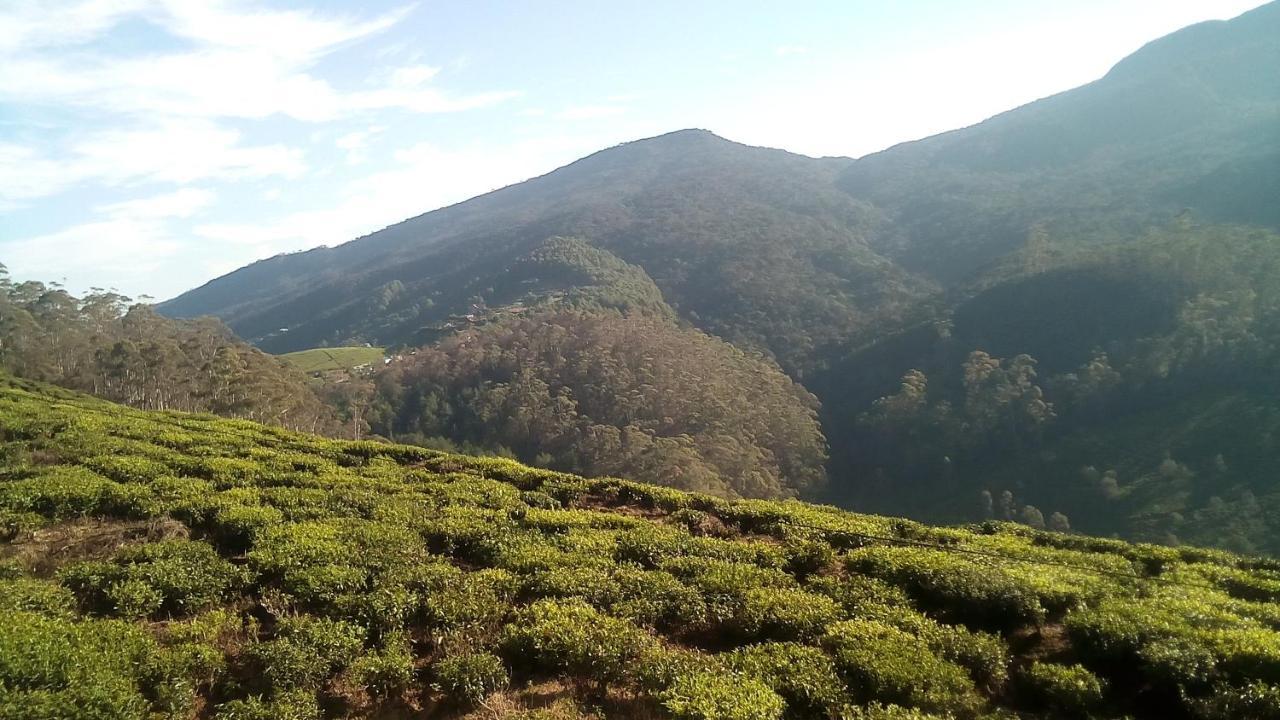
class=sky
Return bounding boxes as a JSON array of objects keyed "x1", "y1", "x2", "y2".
[{"x1": 0, "y1": 0, "x2": 1267, "y2": 302}]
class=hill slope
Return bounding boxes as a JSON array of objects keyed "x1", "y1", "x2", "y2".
[
  {"x1": 160, "y1": 3, "x2": 1280, "y2": 368},
  {"x1": 6, "y1": 378, "x2": 1280, "y2": 718}
]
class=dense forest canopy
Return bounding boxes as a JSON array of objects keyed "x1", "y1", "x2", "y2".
[
  {"x1": 369, "y1": 308, "x2": 827, "y2": 499},
  {"x1": 821, "y1": 221, "x2": 1280, "y2": 553}
]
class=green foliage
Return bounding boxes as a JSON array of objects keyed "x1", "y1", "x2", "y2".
[
  {"x1": 657, "y1": 669, "x2": 786, "y2": 720},
  {"x1": 0, "y1": 284, "x2": 336, "y2": 432},
  {"x1": 725, "y1": 642, "x2": 848, "y2": 718},
  {"x1": 846, "y1": 546, "x2": 1045, "y2": 630},
  {"x1": 432, "y1": 650, "x2": 509, "y2": 706},
  {"x1": 213, "y1": 689, "x2": 321, "y2": 720},
  {"x1": 0, "y1": 611, "x2": 182, "y2": 720},
  {"x1": 1, "y1": 378, "x2": 1280, "y2": 717},
  {"x1": 1015, "y1": 662, "x2": 1106, "y2": 717},
  {"x1": 61, "y1": 539, "x2": 247, "y2": 618},
  {"x1": 731, "y1": 587, "x2": 843, "y2": 641},
  {"x1": 500, "y1": 599, "x2": 657, "y2": 683},
  {"x1": 244, "y1": 616, "x2": 364, "y2": 692},
  {"x1": 370, "y1": 307, "x2": 827, "y2": 499},
  {"x1": 349, "y1": 635, "x2": 415, "y2": 698},
  {"x1": 822, "y1": 619, "x2": 983, "y2": 716}
]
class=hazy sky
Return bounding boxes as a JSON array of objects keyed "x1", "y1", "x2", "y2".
[{"x1": 0, "y1": 0, "x2": 1266, "y2": 301}]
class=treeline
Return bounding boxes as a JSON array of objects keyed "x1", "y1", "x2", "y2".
[
  {"x1": 367, "y1": 308, "x2": 827, "y2": 499},
  {"x1": 0, "y1": 267, "x2": 336, "y2": 432}
]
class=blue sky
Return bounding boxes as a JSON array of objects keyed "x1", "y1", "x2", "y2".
[{"x1": 0, "y1": 0, "x2": 1266, "y2": 301}]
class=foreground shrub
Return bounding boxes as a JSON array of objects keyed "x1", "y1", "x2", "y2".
[
  {"x1": 1015, "y1": 662, "x2": 1106, "y2": 717},
  {"x1": 432, "y1": 650, "x2": 509, "y2": 706},
  {"x1": 1188, "y1": 681, "x2": 1280, "y2": 720},
  {"x1": 213, "y1": 688, "x2": 320, "y2": 720},
  {"x1": 822, "y1": 619, "x2": 983, "y2": 716},
  {"x1": 0, "y1": 577, "x2": 76, "y2": 617},
  {"x1": 60, "y1": 540, "x2": 247, "y2": 619},
  {"x1": 244, "y1": 616, "x2": 364, "y2": 692},
  {"x1": 658, "y1": 669, "x2": 785, "y2": 720},
  {"x1": 731, "y1": 587, "x2": 842, "y2": 641},
  {"x1": 0, "y1": 610, "x2": 179, "y2": 720},
  {"x1": 725, "y1": 642, "x2": 847, "y2": 718},
  {"x1": 846, "y1": 547, "x2": 1045, "y2": 630},
  {"x1": 349, "y1": 635, "x2": 415, "y2": 699},
  {"x1": 500, "y1": 599, "x2": 657, "y2": 683}
]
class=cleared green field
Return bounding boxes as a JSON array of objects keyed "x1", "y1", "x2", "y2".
[
  {"x1": 278, "y1": 346, "x2": 384, "y2": 373},
  {"x1": 4, "y1": 376, "x2": 1280, "y2": 718}
]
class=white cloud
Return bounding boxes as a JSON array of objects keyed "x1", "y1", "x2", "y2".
[
  {"x1": 334, "y1": 126, "x2": 385, "y2": 164},
  {"x1": 97, "y1": 188, "x2": 217, "y2": 220},
  {"x1": 0, "y1": 1, "x2": 518, "y2": 207},
  {"x1": 0, "y1": 121, "x2": 305, "y2": 206},
  {"x1": 0, "y1": 2, "x2": 512, "y2": 124},
  {"x1": 3, "y1": 187, "x2": 216, "y2": 296}
]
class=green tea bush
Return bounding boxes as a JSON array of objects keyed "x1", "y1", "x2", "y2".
[
  {"x1": 724, "y1": 642, "x2": 847, "y2": 718},
  {"x1": 842, "y1": 704, "x2": 949, "y2": 719},
  {"x1": 1187, "y1": 681, "x2": 1280, "y2": 720},
  {"x1": 806, "y1": 574, "x2": 913, "y2": 615},
  {"x1": 61, "y1": 540, "x2": 247, "y2": 618},
  {"x1": 0, "y1": 577, "x2": 75, "y2": 617},
  {"x1": 1015, "y1": 662, "x2": 1106, "y2": 717},
  {"x1": 421, "y1": 568, "x2": 517, "y2": 639},
  {"x1": 81, "y1": 454, "x2": 171, "y2": 483},
  {"x1": 609, "y1": 567, "x2": 708, "y2": 632},
  {"x1": 658, "y1": 668, "x2": 785, "y2": 720},
  {"x1": 660, "y1": 556, "x2": 795, "y2": 622},
  {"x1": 615, "y1": 524, "x2": 694, "y2": 567},
  {"x1": 349, "y1": 634, "x2": 415, "y2": 698},
  {"x1": 846, "y1": 546, "x2": 1045, "y2": 630},
  {"x1": 731, "y1": 587, "x2": 843, "y2": 641},
  {"x1": 213, "y1": 688, "x2": 321, "y2": 720},
  {"x1": 0, "y1": 466, "x2": 156, "y2": 520},
  {"x1": 500, "y1": 599, "x2": 657, "y2": 683},
  {"x1": 0, "y1": 610, "x2": 176, "y2": 720},
  {"x1": 857, "y1": 604, "x2": 1010, "y2": 688},
  {"x1": 822, "y1": 619, "x2": 983, "y2": 716},
  {"x1": 432, "y1": 650, "x2": 509, "y2": 706},
  {"x1": 244, "y1": 615, "x2": 364, "y2": 692}
]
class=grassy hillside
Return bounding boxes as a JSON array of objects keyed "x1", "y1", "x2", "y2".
[
  {"x1": 279, "y1": 347, "x2": 385, "y2": 375},
  {"x1": 5, "y1": 378, "x2": 1280, "y2": 718}
]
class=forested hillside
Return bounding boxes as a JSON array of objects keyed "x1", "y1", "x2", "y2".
[
  {"x1": 0, "y1": 268, "x2": 335, "y2": 433},
  {"x1": 9, "y1": 378, "x2": 1280, "y2": 718},
  {"x1": 817, "y1": 221, "x2": 1280, "y2": 554},
  {"x1": 154, "y1": 3, "x2": 1280, "y2": 553}
]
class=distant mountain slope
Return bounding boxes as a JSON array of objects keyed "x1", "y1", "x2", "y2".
[
  {"x1": 162, "y1": 130, "x2": 919, "y2": 373},
  {"x1": 839, "y1": 0, "x2": 1280, "y2": 281},
  {"x1": 163, "y1": 3, "x2": 1280, "y2": 366}
]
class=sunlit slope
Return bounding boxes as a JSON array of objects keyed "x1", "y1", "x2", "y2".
[
  {"x1": 278, "y1": 346, "x2": 385, "y2": 374},
  {"x1": 3, "y1": 377, "x2": 1280, "y2": 718}
]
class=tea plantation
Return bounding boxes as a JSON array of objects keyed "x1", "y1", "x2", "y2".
[{"x1": 4, "y1": 376, "x2": 1280, "y2": 719}]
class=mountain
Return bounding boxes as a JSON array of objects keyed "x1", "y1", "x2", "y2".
[
  {"x1": 836, "y1": 0, "x2": 1280, "y2": 282},
  {"x1": 161, "y1": 130, "x2": 919, "y2": 375},
  {"x1": 157, "y1": 3, "x2": 1280, "y2": 552},
  {"x1": 7, "y1": 376, "x2": 1280, "y2": 718},
  {"x1": 162, "y1": 3, "x2": 1280, "y2": 366}
]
